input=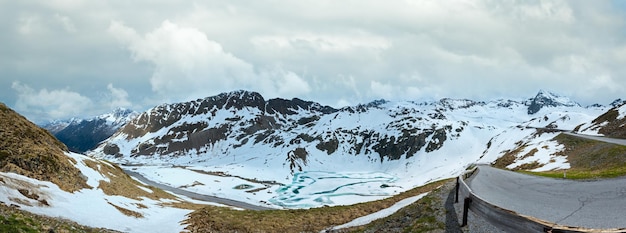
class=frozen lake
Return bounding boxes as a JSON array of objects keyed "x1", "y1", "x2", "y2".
[{"x1": 269, "y1": 171, "x2": 404, "y2": 208}]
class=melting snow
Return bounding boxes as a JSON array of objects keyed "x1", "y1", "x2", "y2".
[
  {"x1": 326, "y1": 192, "x2": 429, "y2": 231},
  {"x1": 0, "y1": 153, "x2": 194, "y2": 233}
]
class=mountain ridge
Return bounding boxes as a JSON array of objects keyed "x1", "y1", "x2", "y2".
[
  {"x1": 41, "y1": 108, "x2": 138, "y2": 153},
  {"x1": 90, "y1": 90, "x2": 607, "y2": 181}
]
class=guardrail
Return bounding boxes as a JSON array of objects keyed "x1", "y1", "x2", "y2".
[{"x1": 455, "y1": 167, "x2": 626, "y2": 233}]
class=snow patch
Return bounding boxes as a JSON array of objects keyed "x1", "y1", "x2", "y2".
[
  {"x1": 326, "y1": 192, "x2": 429, "y2": 231},
  {"x1": 0, "y1": 172, "x2": 191, "y2": 233}
]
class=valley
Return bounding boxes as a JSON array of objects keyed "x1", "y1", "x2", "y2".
[{"x1": 2, "y1": 90, "x2": 626, "y2": 232}]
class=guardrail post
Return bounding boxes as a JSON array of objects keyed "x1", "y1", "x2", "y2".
[
  {"x1": 455, "y1": 177, "x2": 460, "y2": 203},
  {"x1": 462, "y1": 197, "x2": 471, "y2": 227}
]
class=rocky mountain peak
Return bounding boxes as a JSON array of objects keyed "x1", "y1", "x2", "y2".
[
  {"x1": 119, "y1": 91, "x2": 336, "y2": 140},
  {"x1": 610, "y1": 99, "x2": 625, "y2": 108},
  {"x1": 110, "y1": 107, "x2": 136, "y2": 119},
  {"x1": 527, "y1": 90, "x2": 580, "y2": 114},
  {"x1": 266, "y1": 98, "x2": 337, "y2": 115}
]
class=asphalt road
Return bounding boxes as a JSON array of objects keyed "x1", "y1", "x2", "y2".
[
  {"x1": 467, "y1": 166, "x2": 626, "y2": 229},
  {"x1": 564, "y1": 132, "x2": 626, "y2": 146},
  {"x1": 123, "y1": 169, "x2": 275, "y2": 211}
]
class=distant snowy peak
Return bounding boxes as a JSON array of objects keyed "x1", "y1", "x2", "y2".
[
  {"x1": 41, "y1": 120, "x2": 72, "y2": 134},
  {"x1": 42, "y1": 108, "x2": 139, "y2": 153},
  {"x1": 611, "y1": 99, "x2": 626, "y2": 108},
  {"x1": 42, "y1": 108, "x2": 138, "y2": 132},
  {"x1": 102, "y1": 107, "x2": 138, "y2": 123},
  {"x1": 527, "y1": 90, "x2": 580, "y2": 114}
]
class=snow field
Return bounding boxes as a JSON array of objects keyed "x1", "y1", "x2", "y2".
[{"x1": 0, "y1": 153, "x2": 199, "y2": 233}]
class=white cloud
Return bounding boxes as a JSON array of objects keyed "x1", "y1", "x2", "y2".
[
  {"x1": 257, "y1": 68, "x2": 311, "y2": 98},
  {"x1": 17, "y1": 15, "x2": 42, "y2": 35},
  {"x1": 55, "y1": 14, "x2": 77, "y2": 33},
  {"x1": 587, "y1": 75, "x2": 623, "y2": 92},
  {"x1": 370, "y1": 81, "x2": 394, "y2": 100},
  {"x1": 251, "y1": 32, "x2": 391, "y2": 52},
  {"x1": 109, "y1": 20, "x2": 256, "y2": 102},
  {"x1": 106, "y1": 84, "x2": 132, "y2": 109},
  {"x1": 11, "y1": 82, "x2": 93, "y2": 121},
  {"x1": 4, "y1": 0, "x2": 626, "y2": 121}
]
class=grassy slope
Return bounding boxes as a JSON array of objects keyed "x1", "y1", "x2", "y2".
[
  {"x1": 520, "y1": 133, "x2": 626, "y2": 179},
  {"x1": 0, "y1": 103, "x2": 89, "y2": 192},
  {"x1": 184, "y1": 179, "x2": 448, "y2": 233},
  {"x1": 344, "y1": 181, "x2": 455, "y2": 233},
  {"x1": 0, "y1": 103, "x2": 204, "y2": 229}
]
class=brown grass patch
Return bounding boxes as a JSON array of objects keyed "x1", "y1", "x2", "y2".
[
  {"x1": 8, "y1": 197, "x2": 32, "y2": 207},
  {"x1": 107, "y1": 202, "x2": 143, "y2": 218},
  {"x1": 84, "y1": 159, "x2": 172, "y2": 200},
  {"x1": 83, "y1": 160, "x2": 206, "y2": 210},
  {"x1": 514, "y1": 161, "x2": 543, "y2": 171},
  {"x1": 492, "y1": 145, "x2": 526, "y2": 169},
  {"x1": 521, "y1": 148, "x2": 538, "y2": 159},
  {"x1": 184, "y1": 179, "x2": 448, "y2": 233}
]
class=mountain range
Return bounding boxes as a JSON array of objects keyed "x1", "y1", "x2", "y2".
[
  {"x1": 3, "y1": 90, "x2": 626, "y2": 232},
  {"x1": 91, "y1": 90, "x2": 606, "y2": 163},
  {"x1": 82, "y1": 90, "x2": 612, "y2": 208}
]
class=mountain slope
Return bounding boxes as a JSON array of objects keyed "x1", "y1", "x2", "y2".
[
  {"x1": 42, "y1": 108, "x2": 138, "y2": 153},
  {"x1": 0, "y1": 103, "x2": 88, "y2": 192},
  {"x1": 575, "y1": 102, "x2": 626, "y2": 138},
  {"x1": 0, "y1": 103, "x2": 209, "y2": 233},
  {"x1": 89, "y1": 90, "x2": 607, "y2": 209}
]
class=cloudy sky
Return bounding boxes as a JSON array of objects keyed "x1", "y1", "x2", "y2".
[{"x1": 2, "y1": 0, "x2": 626, "y2": 123}]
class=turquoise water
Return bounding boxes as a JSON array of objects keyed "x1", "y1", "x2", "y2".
[{"x1": 269, "y1": 171, "x2": 399, "y2": 208}]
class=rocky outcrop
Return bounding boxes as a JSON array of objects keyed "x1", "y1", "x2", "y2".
[{"x1": 591, "y1": 104, "x2": 626, "y2": 139}]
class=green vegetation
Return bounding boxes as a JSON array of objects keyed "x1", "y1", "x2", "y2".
[
  {"x1": 184, "y1": 179, "x2": 449, "y2": 233},
  {"x1": 0, "y1": 214, "x2": 39, "y2": 233},
  {"x1": 521, "y1": 133, "x2": 626, "y2": 179},
  {"x1": 520, "y1": 168, "x2": 626, "y2": 180}
]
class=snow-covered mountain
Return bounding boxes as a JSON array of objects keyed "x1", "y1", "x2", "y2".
[
  {"x1": 42, "y1": 108, "x2": 139, "y2": 153},
  {"x1": 2, "y1": 90, "x2": 621, "y2": 232},
  {"x1": 575, "y1": 101, "x2": 626, "y2": 138},
  {"x1": 88, "y1": 90, "x2": 609, "y2": 209},
  {"x1": 526, "y1": 90, "x2": 580, "y2": 114}
]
